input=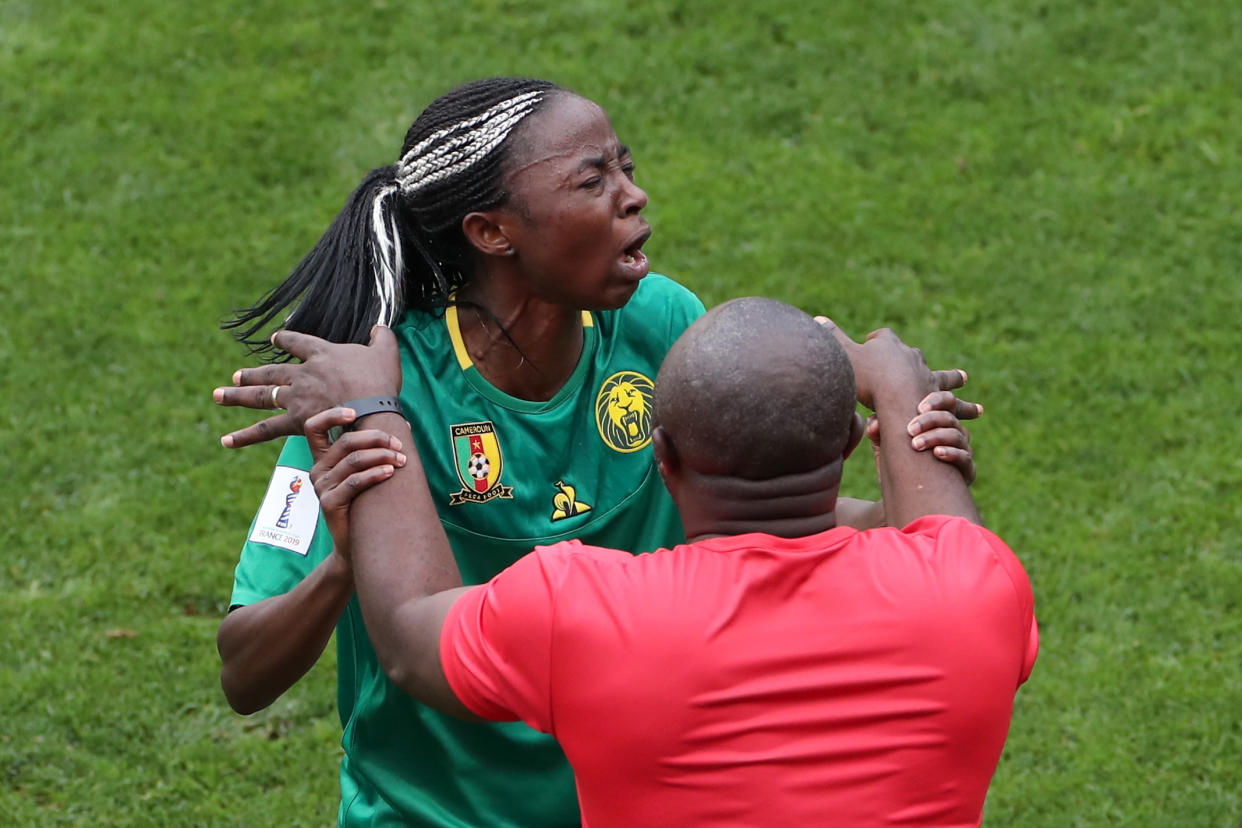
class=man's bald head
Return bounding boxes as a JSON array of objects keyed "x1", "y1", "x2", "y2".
[{"x1": 654, "y1": 298, "x2": 857, "y2": 480}]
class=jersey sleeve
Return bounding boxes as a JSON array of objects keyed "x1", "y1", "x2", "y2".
[
  {"x1": 903, "y1": 515, "x2": 1039, "y2": 685},
  {"x1": 438, "y1": 542, "x2": 582, "y2": 732},
  {"x1": 229, "y1": 437, "x2": 332, "y2": 609}
]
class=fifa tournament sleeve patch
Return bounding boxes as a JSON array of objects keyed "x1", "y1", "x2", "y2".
[{"x1": 247, "y1": 465, "x2": 321, "y2": 555}]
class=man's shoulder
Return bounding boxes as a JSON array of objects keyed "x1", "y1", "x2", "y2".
[
  {"x1": 904, "y1": 515, "x2": 1017, "y2": 558},
  {"x1": 892, "y1": 515, "x2": 1006, "y2": 549},
  {"x1": 528, "y1": 539, "x2": 636, "y2": 572},
  {"x1": 872, "y1": 516, "x2": 1032, "y2": 606},
  {"x1": 492, "y1": 541, "x2": 649, "y2": 609}
]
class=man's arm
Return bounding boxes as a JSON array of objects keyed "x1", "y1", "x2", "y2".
[
  {"x1": 338, "y1": 408, "x2": 476, "y2": 717},
  {"x1": 309, "y1": 404, "x2": 550, "y2": 723},
  {"x1": 837, "y1": 384, "x2": 979, "y2": 530},
  {"x1": 827, "y1": 324, "x2": 982, "y2": 527}
]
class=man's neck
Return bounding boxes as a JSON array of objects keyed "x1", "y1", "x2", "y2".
[{"x1": 677, "y1": 461, "x2": 844, "y2": 543}]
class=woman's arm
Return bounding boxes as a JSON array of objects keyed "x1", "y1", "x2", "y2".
[
  {"x1": 217, "y1": 419, "x2": 407, "y2": 714},
  {"x1": 217, "y1": 551, "x2": 354, "y2": 714}
]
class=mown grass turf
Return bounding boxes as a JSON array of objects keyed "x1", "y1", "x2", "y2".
[{"x1": 3, "y1": 0, "x2": 1240, "y2": 823}]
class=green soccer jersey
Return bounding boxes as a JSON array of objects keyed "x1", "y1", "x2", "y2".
[{"x1": 230, "y1": 274, "x2": 705, "y2": 827}]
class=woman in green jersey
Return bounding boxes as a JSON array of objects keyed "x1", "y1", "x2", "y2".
[{"x1": 214, "y1": 77, "x2": 978, "y2": 827}]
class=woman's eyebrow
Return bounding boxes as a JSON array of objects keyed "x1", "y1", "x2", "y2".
[
  {"x1": 576, "y1": 154, "x2": 606, "y2": 173},
  {"x1": 576, "y1": 143, "x2": 631, "y2": 173}
]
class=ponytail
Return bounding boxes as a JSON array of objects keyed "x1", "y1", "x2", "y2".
[{"x1": 225, "y1": 166, "x2": 407, "y2": 356}]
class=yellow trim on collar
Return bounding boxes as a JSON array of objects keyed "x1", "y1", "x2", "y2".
[
  {"x1": 445, "y1": 306, "x2": 593, "y2": 370},
  {"x1": 445, "y1": 304, "x2": 472, "y2": 370}
]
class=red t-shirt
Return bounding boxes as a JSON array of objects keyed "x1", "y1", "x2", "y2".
[{"x1": 440, "y1": 515, "x2": 1038, "y2": 827}]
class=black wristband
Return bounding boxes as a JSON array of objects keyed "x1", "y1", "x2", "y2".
[{"x1": 327, "y1": 395, "x2": 404, "y2": 444}]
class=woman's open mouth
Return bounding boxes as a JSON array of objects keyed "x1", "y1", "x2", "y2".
[{"x1": 618, "y1": 229, "x2": 652, "y2": 279}]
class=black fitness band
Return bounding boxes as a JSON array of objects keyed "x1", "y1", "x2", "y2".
[{"x1": 327, "y1": 395, "x2": 404, "y2": 444}]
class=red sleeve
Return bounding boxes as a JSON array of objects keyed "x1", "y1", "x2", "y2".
[
  {"x1": 903, "y1": 515, "x2": 1039, "y2": 685},
  {"x1": 1022, "y1": 615, "x2": 1039, "y2": 684},
  {"x1": 439, "y1": 542, "x2": 580, "y2": 731}
]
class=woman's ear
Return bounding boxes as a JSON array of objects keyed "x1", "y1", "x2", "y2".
[{"x1": 461, "y1": 211, "x2": 514, "y2": 257}]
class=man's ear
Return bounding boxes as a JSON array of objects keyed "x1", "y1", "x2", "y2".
[
  {"x1": 842, "y1": 412, "x2": 866, "y2": 461},
  {"x1": 461, "y1": 211, "x2": 513, "y2": 257},
  {"x1": 652, "y1": 426, "x2": 681, "y2": 496}
]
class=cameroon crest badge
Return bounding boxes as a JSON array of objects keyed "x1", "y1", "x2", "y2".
[
  {"x1": 449, "y1": 421, "x2": 514, "y2": 505},
  {"x1": 595, "y1": 370, "x2": 655, "y2": 453}
]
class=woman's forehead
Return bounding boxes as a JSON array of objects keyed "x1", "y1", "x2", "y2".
[{"x1": 507, "y1": 95, "x2": 626, "y2": 174}]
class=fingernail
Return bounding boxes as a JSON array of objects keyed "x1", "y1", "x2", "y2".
[
  {"x1": 213, "y1": 388, "x2": 224, "y2": 403},
  {"x1": 934, "y1": 446, "x2": 947, "y2": 456},
  {"x1": 959, "y1": 370, "x2": 968, "y2": 383},
  {"x1": 395, "y1": 453, "x2": 407, "y2": 466},
  {"x1": 913, "y1": 437, "x2": 926, "y2": 450},
  {"x1": 907, "y1": 420, "x2": 921, "y2": 436},
  {"x1": 976, "y1": 403, "x2": 984, "y2": 414},
  {"x1": 232, "y1": 370, "x2": 242, "y2": 385},
  {"x1": 220, "y1": 435, "x2": 233, "y2": 448},
  {"x1": 918, "y1": 402, "x2": 931, "y2": 414}
]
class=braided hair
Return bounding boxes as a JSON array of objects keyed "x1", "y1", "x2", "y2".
[{"x1": 225, "y1": 77, "x2": 562, "y2": 357}]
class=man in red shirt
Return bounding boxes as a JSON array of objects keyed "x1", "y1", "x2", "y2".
[{"x1": 296, "y1": 299, "x2": 1037, "y2": 826}]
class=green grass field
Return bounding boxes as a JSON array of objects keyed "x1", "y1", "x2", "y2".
[{"x1": 3, "y1": 0, "x2": 1240, "y2": 823}]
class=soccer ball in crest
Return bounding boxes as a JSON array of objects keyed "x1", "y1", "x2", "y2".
[{"x1": 467, "y1": 452, "x2": 490, "y2": 481}]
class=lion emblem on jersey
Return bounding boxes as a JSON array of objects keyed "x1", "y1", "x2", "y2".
[{"x1": 594, "y1": 370, "x2": 655, "y2": 453}]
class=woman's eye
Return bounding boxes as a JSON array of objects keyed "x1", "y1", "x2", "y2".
[{"x1": 581, "y1": 177, "x2": 603, "y2": 190}]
